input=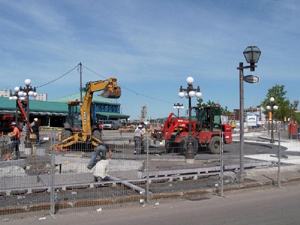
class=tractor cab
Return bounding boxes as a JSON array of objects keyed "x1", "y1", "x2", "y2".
[{"x1": 192, "y1": 106, "x2": 222, "y2": 132}]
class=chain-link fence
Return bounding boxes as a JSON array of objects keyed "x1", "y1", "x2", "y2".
[{"x1": 1, "y1": 127, "x2": 300, "y2": 217}]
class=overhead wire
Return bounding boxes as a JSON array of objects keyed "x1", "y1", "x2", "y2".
[
  {"x1": 82, "y1": 65, "x2": 173, "y2": 104},
  {"x1": 34, "y1": 63, "x2": 173, "y2": 104},
  {"x1": 36, "y1": 64, "x2": 79, "y2": 89}
]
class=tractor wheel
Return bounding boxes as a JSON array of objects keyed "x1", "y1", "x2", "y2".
[
  {"x1": 208, "y1": 136, "x2": 221, "y2": 154},
  {"x1": 93, "y1": 129, "x2": 102, "y2": 141},
  {"x1": 179, "y1": 137, "x2": 198, "y2": 155},
  {"x1": 61, "y1": 129, "x2": 72, "y2": 141},
  {"x1": 165, "y1": 139, "x2": 174, "y2": 153}
]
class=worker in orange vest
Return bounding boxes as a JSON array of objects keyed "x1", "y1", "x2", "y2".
[{"x1": 9, "y1": 121, "x2": 21, "y2": 159}]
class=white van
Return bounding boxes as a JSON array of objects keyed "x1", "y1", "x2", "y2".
[{"x1": 102, "y1": 120, "x2": 120, "y2": 130}]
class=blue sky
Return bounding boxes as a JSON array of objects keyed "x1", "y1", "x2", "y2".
[{"x1": 1, "y1": 0, "x2": 299, "y2": 120}]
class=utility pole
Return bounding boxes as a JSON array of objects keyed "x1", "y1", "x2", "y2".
[{"x1": 79, "y1": 62, "x2": 82, "y2": 102}]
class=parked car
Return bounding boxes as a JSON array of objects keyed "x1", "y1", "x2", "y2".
[{"x1": 102, "y1": 120, "x2": 119, "y2": 130}]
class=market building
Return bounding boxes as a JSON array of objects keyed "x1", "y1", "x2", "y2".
[{"x1": 0, "y1": 92, "x2": 129, "y2": 131}]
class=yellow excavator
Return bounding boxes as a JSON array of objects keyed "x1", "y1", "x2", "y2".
[{"x1": 54, "y1": 77, "x2": 121, "y2": 150}]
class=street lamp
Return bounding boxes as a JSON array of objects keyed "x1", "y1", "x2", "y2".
[
  {"x1": 237, "y1": 46, "x2": 261, "y2": 182},
  {"x1": 267, "y1": 97, "x2": 278, "y2": 143},
  {"x1": 18, "y1": 79, "x2": 37, "y2": 149},
  {"x1": 9, "y1": 87, "x2": 27, "y2": 127},
  {"x1": 173, "y1": 102, "x2": 184, "y2": 117},
  {"x1": 178, "y1": 77, "x2": 202, "y2": 164}
]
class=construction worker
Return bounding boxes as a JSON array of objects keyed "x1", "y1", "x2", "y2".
[
  {"x1": 133, "y1": 125, "x2": 144, "y2": 154},
  {"x1": 9, "y1": 121, "x2": 21, "y2": 159},
  {"x1": 87, "y1": 142, "x2": 113, "y2": 169},
  {"x1": 93, "y1": 150, "x2": 113, "y2": 182},
  {"x1": 30, "y1": 118, "x2": 39, "y2": 141}
]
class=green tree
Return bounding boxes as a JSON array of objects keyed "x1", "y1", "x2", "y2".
[
  {"x1": 196, "y1": 98, "x2": 206, "y2": 107},
  {"x1": 260, "y1": 85, "x2": 290, "y2": 121},
  {"x1": 196, "y1": 98, "x2": 230, "y2": 116}
]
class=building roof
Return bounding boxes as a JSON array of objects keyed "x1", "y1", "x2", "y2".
[
  {"x1": 0, "y1": 96, "x2": 67, "y2": 113},
  {"x1": 0, "y1": 96, "x2": 129, "y2": 119},
  {"x1": 50, "y1": 92, "x2": 121, "y2": 106}
]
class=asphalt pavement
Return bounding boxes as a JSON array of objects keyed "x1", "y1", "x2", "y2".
[{"x1": 3, "y1": 181, "x2": 300, "y2": 225}]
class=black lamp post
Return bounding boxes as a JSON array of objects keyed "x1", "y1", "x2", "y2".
[
  {"x1": 237, "y1": 46, "x2": 261, "y2": 182},
  {"x1": 178, "y1": 77, "x2": 202, "y2": 164},
  {"x1": 267, "y1": 97, "x2": 278, "y2": 143},
  {"x1": 9, "y1": 87, "x2": 23, "y2": 125},
  {"x1": 17, "y1": 79, "x2": 37, "y2": 149},
  {"x1": 173, "y1": 103, "x2": 184, "y2": 117}
]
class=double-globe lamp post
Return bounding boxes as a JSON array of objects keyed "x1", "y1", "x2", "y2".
[
  {"x1": 267, "y1": 97, "x2": 278, "y2": 143},
  {"x1": 178, "y1": 77, "x2": 202, "y2": 164},
  {"x1": 237, "y1": 46, "x2": 261, "y2": 182},
  {"x1": 173, "y1": 103, "x2": 184, "y2": 117},
  {"x1": 10, "y1": 79, "x2": 37, "y2": 149}
]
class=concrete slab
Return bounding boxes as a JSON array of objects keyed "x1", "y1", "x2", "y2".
[{"x1": 0, "y1": 159, "x2": 25, "y2": 169}]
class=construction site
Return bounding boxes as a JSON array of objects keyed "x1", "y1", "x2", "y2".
[{"x1": 0, "y1": 69, "x2": 300, "y2": 219}]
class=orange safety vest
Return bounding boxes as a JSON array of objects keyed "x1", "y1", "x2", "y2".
[{"x1": 13, "y1": 127, "x2": 20, "y2": 139}]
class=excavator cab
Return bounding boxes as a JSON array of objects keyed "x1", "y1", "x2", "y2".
[{"x1": 67, "y1": 101, "x2": 83, "y2": 131}]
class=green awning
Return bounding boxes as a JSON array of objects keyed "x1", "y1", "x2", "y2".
[{"x1": 96, "y1": 112, "x2": 130, "y2": 119}]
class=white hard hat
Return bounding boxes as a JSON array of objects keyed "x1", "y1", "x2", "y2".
[{"x1": 138, "y1": 125, "x2": 142, "y2": 128}]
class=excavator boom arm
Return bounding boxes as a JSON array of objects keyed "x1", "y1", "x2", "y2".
[{"x1": 80, "y1": 77, "x2": 121, "y2": 135}]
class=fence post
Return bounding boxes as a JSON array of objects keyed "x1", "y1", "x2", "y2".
[
  {"x1": 49, "y1": 131, "x2": 56, "y2": 219},
  {"x1": 146, "y1": 133, "x2": 150, "y2": 205},
  {"x1": 1, "y1": 132, "x2": 3, "y2": 159},
  {"x1": 220, "y1": 132, "x2": 224, "y2": 197},
  {"x1": 277, "y1": 129, "x2": 281, "y2": 188}
]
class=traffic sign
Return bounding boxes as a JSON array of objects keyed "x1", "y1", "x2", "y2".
[{"x1": 244, "y1": 75, "x2": 259, "y2": 84}]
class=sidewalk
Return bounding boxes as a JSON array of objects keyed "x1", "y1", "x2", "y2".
[{"x1": 234, "y1": 129, "x2": 300, "y2": 183}]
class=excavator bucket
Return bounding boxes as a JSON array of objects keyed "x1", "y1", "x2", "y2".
[{"x1": 100, "y1": 86, "x2": 121, "y2": 98}]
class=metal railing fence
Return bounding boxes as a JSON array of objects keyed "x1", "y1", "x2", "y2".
[{"x1": 1, "y1": 128, "x2": 300, "y2": 217}]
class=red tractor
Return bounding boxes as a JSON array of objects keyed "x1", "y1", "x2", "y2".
[{"x1": 162, "y1": 106, "x2": 232, "y2": 154}]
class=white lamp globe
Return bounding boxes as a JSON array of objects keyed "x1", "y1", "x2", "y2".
[
  {"x1": 178, "y1": 92, "x2": 185, "y2": 98},
  {"x1": 267, "y1": 106, "x2": 271, "y2": 110},
  {"x1": 28, "y1": 91, "x2": 34, "y2": 96},
  {"x1": 20, "y1": 97, "x2": 25, "y2": 101},
  {"x1": 270, "y1": 97, "x2": 275, "y2": 102},
  {"x1": 33, "y1": 92, "x2": 37, "y2": 97},
  {"x1": 24, "y1": 79, "x2": 31, "y2": 86},
  {"x1": 14, "y1": 87, "x2": 20, "y2": 92},
  {"x1": 9, "y1": 96, "x2": 13, "y2": 100},
  {"x1": 18, "y1": 91, "x2": 24, "y2": 97},
  {"x1": 274, "y1": 105, "x2": 278, "y2": 110},
  {"x1": 186, "y1": 77, "x2": 194, "y2": 85},
  {"x1": 189, "y1": 91, "x2": 196, "y2": 97},
  {"x1": 13, "y1": 96, "x2": 18, "y2": 100},
  {"x1": 196, "y1": 92, "x2": 202, "y2": 98},
  {"x1": 185, "y1": 93, "x2": 189, "y2": 99},
  {"x1": 23, "y1": 92, "x2": 27, "y2": 97}
]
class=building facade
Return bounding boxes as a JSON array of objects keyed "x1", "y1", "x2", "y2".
[
  {"x1": 0, "y1": 89, "x2": 12, "y2": 97},
  {"x1": 34, "y1": 93, "x2": 47, "y2": 101},
  {"x1": 0, "y1": 91, "x2": 130, "y2": 130}
]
